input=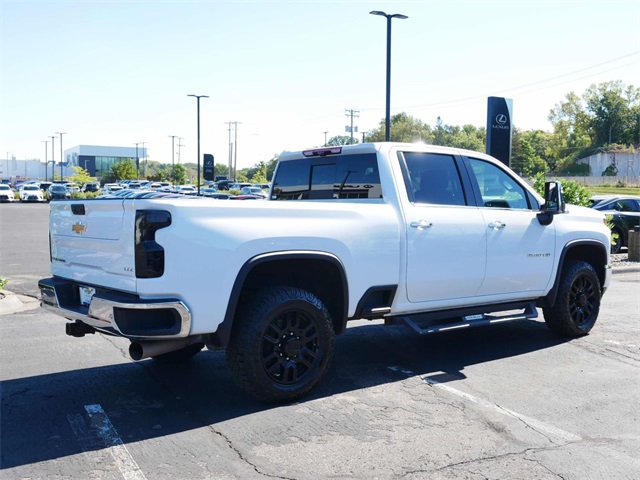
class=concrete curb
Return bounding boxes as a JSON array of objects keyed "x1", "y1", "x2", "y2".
[{"x1": 0, "y1": 290, "x2": 41, "y2": 316}]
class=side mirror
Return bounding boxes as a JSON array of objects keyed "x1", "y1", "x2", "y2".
[{"x1": 537, "y1": 181, "x2": 565, "y2": 225}]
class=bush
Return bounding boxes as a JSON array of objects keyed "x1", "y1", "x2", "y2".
[
  {"x1": 0, "y1": 277, "x2": 8, "y2": 290},
  {"x1": 533, "y1": 172, "x2": 592, "y2": 207}
]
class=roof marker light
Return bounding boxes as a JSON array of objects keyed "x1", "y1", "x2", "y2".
[{"x1": 302, "y1": 147, "x2": 342, "y2": 157}]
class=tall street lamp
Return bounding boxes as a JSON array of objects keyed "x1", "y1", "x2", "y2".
[
  {"x1": 369, "y1": 10, "x2": 408, "y2": 142},
  {"x1": 56, "y1": 132, "x2": 66, "y2": 180},
  {"x1": 49, "y1": 135, "x2": 56, "y2": 179},
  {"x1": 43, "y1": 140, "x2": 49, "y2": 181},
  {"x1": 187, "y1": 94, "x2": 209, "y2": 195}
]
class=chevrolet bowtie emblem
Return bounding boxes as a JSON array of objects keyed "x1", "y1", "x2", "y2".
[{"x1": 72, "y1": 222, "x2": 87, "y2": 235}]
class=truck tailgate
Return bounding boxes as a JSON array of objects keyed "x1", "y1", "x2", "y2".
[{"x1": 49, "y1": 200, "x2": 137, "y2": 292}]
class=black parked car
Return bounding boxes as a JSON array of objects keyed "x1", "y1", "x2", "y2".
[
  {"x1": 591, "y1": 195, "x2": 640, "y2": 253},
  {"x1": 48, "y1": 184, "x2": 71, "y2": 201}
]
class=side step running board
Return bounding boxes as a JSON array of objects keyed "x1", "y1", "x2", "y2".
[{"x1": 397, "y1": 302, "x2": 538, "y2": 336}]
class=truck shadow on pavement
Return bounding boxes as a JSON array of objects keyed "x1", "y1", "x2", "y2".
[{"x1": 1, "y1": 319, "x2": 569, "y2": 470}]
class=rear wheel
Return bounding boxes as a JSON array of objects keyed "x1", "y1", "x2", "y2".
[
  {"x1": 226, "y1": 287, "x2": 335, "y2": 403},
  {"x1": 543, "y1": 260, "x2": 601, "y2": 337}
]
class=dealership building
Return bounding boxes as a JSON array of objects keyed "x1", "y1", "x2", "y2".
[
  {"x1": 66, "y1": 145, "x2": 148, "y2": 178},
  {"x1": 1, "y1": 145, "x2": 148, "y2": 182}
]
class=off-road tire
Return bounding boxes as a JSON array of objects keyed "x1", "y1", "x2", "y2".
[
  {"x1": 152, "y1": 342, "x2": 204, "y2": 363},
  {"x1": 543, "y1": 260, "x2": 601, "y2": 337},
  {"x1": 226, "y1": 287, "x2": 335, "y2": 403}
]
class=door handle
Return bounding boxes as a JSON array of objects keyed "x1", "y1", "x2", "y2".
[
  {"x1": 488, "y1": 221, "x2": 506, "y2": 229},
  {"x1": 410, "y1": 220, "x2": 433, "y2": 230}
]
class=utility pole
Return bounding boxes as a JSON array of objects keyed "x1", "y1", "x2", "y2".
[
  {"x1": 56, "y1": 132, "x2": 66, "y2": 180},
  {"x1": 49, "y1": 136, "x2": 56, "y2": 180},
  {"x1": 345, "y1": 109, "x2": 360, "y2": 144},
  {"x1": 43, "y1": 140, "x2": 49, "y2": 181},
  {"x1": 323, "y1": 131, "x2": 328, "y2": 146},
  {"x1": 177, "y1": 138, "x2": 184, "y2": 164},
  {"x1": 226, "y1": 121, "x2": 241, "y2": 179},
  {"x1": 140, "y1": 142, "x2": 147, "y2": 177},
  {"x1": 169, "y1": 135, "x2": 177, "y2": 179},
  {"x1": 234, "y1": 121, "x2": 240, "y2": 181}
]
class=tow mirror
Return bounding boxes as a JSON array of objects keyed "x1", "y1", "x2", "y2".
[{"x1": 537, "y1": 181, "x2": 565, "y2": 225}]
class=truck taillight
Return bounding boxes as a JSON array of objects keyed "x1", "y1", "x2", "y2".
[{"x1": 135, "y1": 210, "x2": 171, "y2": 278}]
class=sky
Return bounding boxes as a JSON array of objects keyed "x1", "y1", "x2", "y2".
[{"x1": 1, "y1": 0, "x2": 639, "y2": 171}]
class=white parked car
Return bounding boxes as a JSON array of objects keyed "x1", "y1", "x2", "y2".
[
  {"x1": 20, "y1": 184, "x2": 45, "y2": 202},
  {"x1": 175, "y1": 185, "x2": 197, "y2": 196},
  {"x1": 102, "y1": 183, "x2": 124, "y2": 194},
  {"x1": 0, "y1": 184, "x2": 15, "y2": 202}
]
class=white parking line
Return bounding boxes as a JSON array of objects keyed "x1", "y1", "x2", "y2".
[
  {"x1": 423, "y1": 377, "x2": 582, "y2": 443},
  {"x1": 84, "y1": 404, "x2": 147, "y2": 480},
  {"x1": 387, "y1": 366, "x2": 581, "y2": 444}
]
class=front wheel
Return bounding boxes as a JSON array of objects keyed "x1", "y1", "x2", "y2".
[
  {"x1": 226, "y1": 287, "x2": 335, "y2": 403},
  {"x1": 543, "y1": 260, "x2": 601, "y2": 337}
]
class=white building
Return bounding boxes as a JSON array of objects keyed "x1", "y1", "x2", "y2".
[{"x1": 66, "y1": 145, "x2": 148, "y2": 179}]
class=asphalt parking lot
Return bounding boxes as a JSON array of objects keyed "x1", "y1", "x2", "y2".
[{"x1": 1, "y1": 202, "x2": 639, "y2": 480}]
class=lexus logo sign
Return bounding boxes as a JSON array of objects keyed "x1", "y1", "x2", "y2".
[{"x1": 496, "y1": 114, "x2": 507, "y2": 125}]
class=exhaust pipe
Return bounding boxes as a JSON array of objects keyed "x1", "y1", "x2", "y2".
[{"x1": 129, "y1": 337, "x2": 201, "y2": 361}]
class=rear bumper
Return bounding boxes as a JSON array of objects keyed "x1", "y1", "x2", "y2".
[{"x1": 39, "y1": 277, "x2": 191, "y2": 339}]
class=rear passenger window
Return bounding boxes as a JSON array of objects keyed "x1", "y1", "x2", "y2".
[
  {"x1": 402, "y1": 152, "x2": 466, "y2": 206},
  {"x1": 468, "y1": 158, "x2": 530, "y2": 210},
  {"x1": 272, "y1": 153, "x2": 382, "y2": 200}
]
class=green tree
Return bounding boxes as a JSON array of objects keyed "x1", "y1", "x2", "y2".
[
  {"x1": 366, "y1": 112, "x2": 433, "y2": 143},
  {"x1": 172, "y1": 164, "x2": 187, "y2": 185},
  {"x1": 583, "y1": 80, "x2": 640, "y2": 145},
  {"x1": 110, "y1": 160, "x2": 138, "y2": 181},
  {"x1": 249, "y1": 161, "x2": 268, "y2": 184},
  {"x1": 327, "y1": 135, "x2": 358, "y2": 146},
  {"x1": 67, "y1": 166, "x2": 96, "y2": 186}
]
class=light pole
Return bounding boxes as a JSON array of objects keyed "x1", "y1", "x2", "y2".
[
  {"x1": 169, "y1": 135, "x2": 177, "y2": 179},
  {"x1": 140, "y1": 142, "x2": 147, "y2": 177},
  {"x1": 56, "y1": 132, "x2": 66, "y2": 180},
  {"x1": 43, "y1": 140, "x2": 49, "y2": 181},
  {"x1": 49, "y1": 136, "x2": 56, "y2": 180},
  {"x1": 323, "y1": 131, "x2": 328, "y2": 146},
  {"x1": 370, "y1": 10, "x2": 408, "y2": 142},
  {"x1": 187, "y1": 94, "x2": 209, "y2": 195},
  {"x1": 134, "y1": 142, "x2": 142, "y2": 178}
]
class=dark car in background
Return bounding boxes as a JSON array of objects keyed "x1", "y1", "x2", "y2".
[
  {"x1": 48, "y1": 184, "x2": 71, "y2": 201},
  {"x1": 591, "y1": 195, "x2": 640, "y2": 253}
]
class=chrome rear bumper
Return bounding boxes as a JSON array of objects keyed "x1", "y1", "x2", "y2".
[{"x1": 39, "y1": 277, "x2": 191, "y2": 339}]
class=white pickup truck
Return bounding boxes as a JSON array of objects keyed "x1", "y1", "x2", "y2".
[{"x1": 39, "y1": 143, "x2": 611, "y2": 402}]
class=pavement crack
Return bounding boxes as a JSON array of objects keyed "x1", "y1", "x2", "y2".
[{"x1": 205, "y1": 425, "x2": 297, "y2": 480}]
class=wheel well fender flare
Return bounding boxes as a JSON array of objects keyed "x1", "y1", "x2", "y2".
[
  {"x1": 541, "y1": 240, "x2": 608, "y2": 308},
  {"x1": 207, "y1": 251, "x2": 348, "y2": 348}
]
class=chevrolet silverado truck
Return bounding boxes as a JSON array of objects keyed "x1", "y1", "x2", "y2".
[{"x1": 39, "y1": 143, "x2": 611, "y2": 402}]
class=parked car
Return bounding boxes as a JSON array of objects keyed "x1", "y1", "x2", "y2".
[
  {"x1": 175, "y1": 185, "x2": 197, "y2": 196},
  {"x1": 199, "y1": 187, "x2": 220, "y2": 198},
  {"x1": 102, "y1": 183, "x2": 123, "y2": 194},
  {"x1": 230, "y1": 182, "x2": 252, "y2": 191},
  {"x1": 216, "y1": 180, "x2": 236, "y2": 191},
  {"x1": 591, "y1": 195, "x2": 640, "y2": 253},
  {"x1": 240, "y1": 186, "x2": 267, "y2": 198},
  {"x1": 20, "y1": 184, "x2": 45, "y2": 202},
  {"x1": 0, "y1": 184, "x2": 15, "y2": 202},
  {"x1": 39, "y1": 182, "x2": 53, "y2": 193},
  {"x1": 48, "y1": 184, "x2": 72, "y2": 201},
  {"x1": 82, "y1": 182, "x2": 100, "y2": 193},
  {"x1": 66, "y1": 183, "x2": 81, "y2": 195}
]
